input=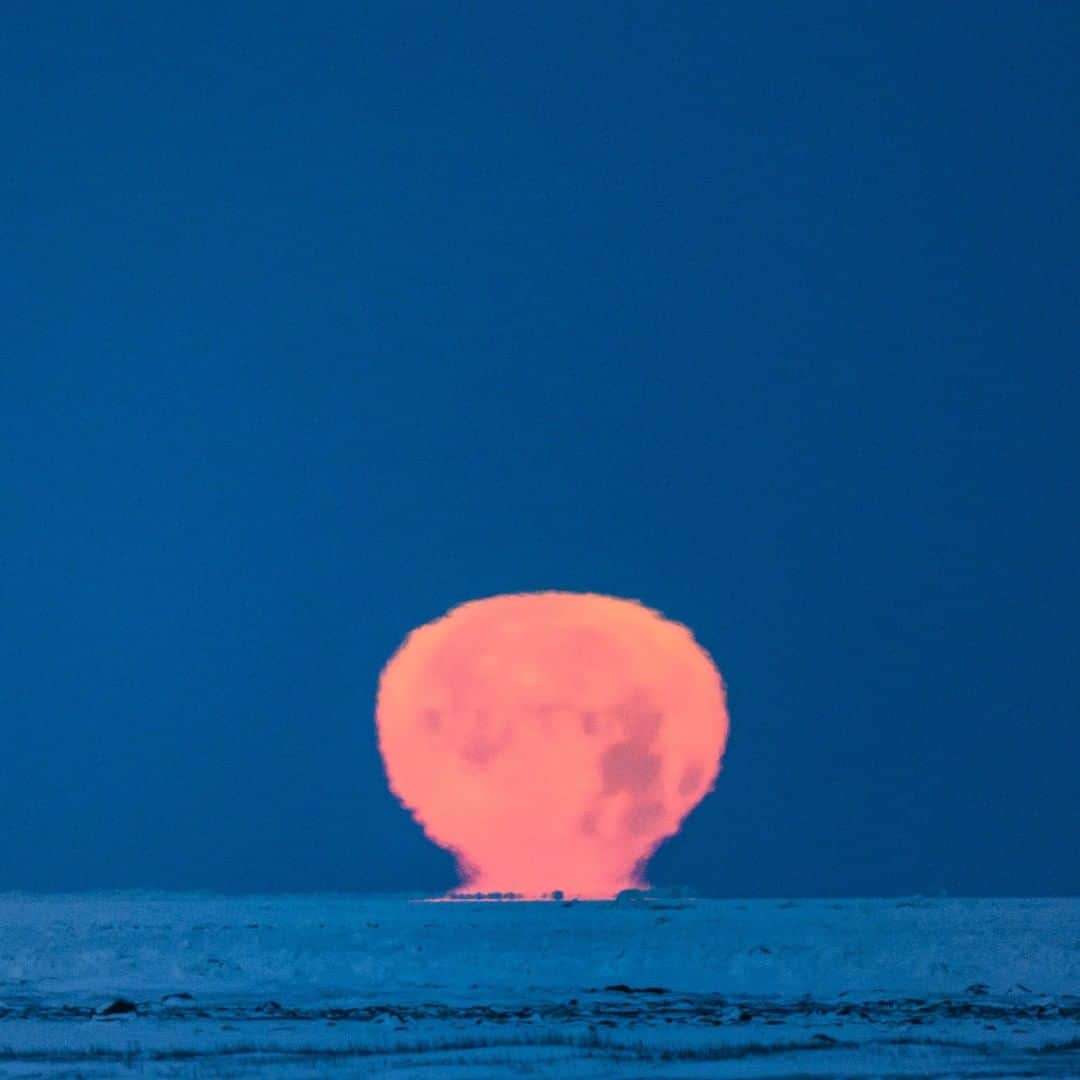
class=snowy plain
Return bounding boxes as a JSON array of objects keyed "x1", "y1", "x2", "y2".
[{"x1": 0, "y1": 893, "x2": 1076, "y2": 1078}]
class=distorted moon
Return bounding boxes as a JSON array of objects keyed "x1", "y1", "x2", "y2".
[{"x1": 375, "y1": 592, "x2": 729, "y2": 899}]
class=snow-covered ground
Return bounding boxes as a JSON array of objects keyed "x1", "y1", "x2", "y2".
[{"x1": 0, "y1": 894, "x2": 1076, "y2": 1077}]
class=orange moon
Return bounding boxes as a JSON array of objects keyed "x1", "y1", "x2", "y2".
[{"x1": 375, "y1": 592, "x2": 729, "y2": 899}]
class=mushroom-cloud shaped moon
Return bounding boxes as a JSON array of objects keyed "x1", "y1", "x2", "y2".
[{"x1": 376, "y1": 592, "x2": 729, "y2": 899}]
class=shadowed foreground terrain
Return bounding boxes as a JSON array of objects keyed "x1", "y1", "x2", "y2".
[{"x1": 0, "y1": 895, "x2": 1076, "y2": 1077}]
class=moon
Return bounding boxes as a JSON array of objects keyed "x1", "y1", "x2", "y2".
[{"x1": 375, "y1": 592, "x2": 729, "y2": 898}]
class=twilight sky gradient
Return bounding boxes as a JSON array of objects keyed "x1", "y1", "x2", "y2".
[{"x1": 2, "y1": 4, "x2": 1078, "y2": 896}]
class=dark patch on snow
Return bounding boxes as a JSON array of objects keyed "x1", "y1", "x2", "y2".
[{"x1": 99, "y1": 998, "x2": 138, "y2": 1016}]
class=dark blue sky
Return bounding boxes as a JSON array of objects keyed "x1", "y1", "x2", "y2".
[{"x1": 2, "y1": 4, "x2": 1077, "y2": 896}]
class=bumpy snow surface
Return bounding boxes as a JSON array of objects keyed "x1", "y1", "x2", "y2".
[{"x1": 0, "y1": 894, "x2": 1076, "y2": 1077}]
